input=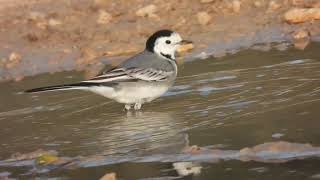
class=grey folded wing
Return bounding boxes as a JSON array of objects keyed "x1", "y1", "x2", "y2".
[{"x1": 83, "y1": 67, "x2": 174, "y2": 83}]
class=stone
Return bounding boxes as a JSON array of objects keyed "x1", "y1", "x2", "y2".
[
  {"x1": 292, "y1": 0, "x2": 320, "y2": 8},
  {"x1": 173, "y1": 17, "x2": 186, "y2": 28},
  {"x1": 48, "y1": 18, "x2": 62, "y2": 26},
  {"x1": 93, "y1": 0, "x2": 110, "y2": 8},
  {"x1": 173, "y1": 162, "x2": 202, "y2": 177},
  {"x1": 135, "y1": 4, "x2": 157, "y2": 17},
  {"x1": 28, "y1": 11, "x2": 46, "y2": 21},
  {"x1": 5, "y1": 52, "x2": 22, "y2": 69},
  {"x1": 9, "y1": 52, "x2": 21, "y2": 62},
  {"x1": 232, "y1": 0, "x2": 241, "y2": 13},
  {"x1": 100, "y1": 172, "x2": 116, "y2": 180},
  {"x1": 200, "y1": 0, "x2": 214, "y2": 3},
  {"x1": 254, "y1": 1, "x2": 264, "y2": 8},
  {"x1": 197, "y1": 12, "x2": 212, "y2": 25},
  {"x1": 268, "y1": 1, "x2": 281, "y2": 11},
  {"x1": 292, "y1": 29, "x2": 311, "y2": 50},
  {"x1": 36, "y1": 21, "x2": 48, "y2": 29},
  {"x1": 97, "y1": 10, "x2": 112, "y2": 24},
  {"x1": 284, "y1": 8, "x2": 320, "y2": 24}
]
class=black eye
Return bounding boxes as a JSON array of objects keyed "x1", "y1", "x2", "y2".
[{"x1": 165, "y1": 40, "x2": 171, "y2": 44}]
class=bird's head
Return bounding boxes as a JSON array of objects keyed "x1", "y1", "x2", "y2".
[{"x1": 145, "y1": 29, "x2": 192, "y2": 60}]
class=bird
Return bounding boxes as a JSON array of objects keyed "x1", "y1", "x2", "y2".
[{"x1": 25, "y1": 29, "x2": 192, "y2": 110}]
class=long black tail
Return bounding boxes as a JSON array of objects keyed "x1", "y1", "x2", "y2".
[{"x1": 25, "y1": 82, "x2": 100, "y2": 93}]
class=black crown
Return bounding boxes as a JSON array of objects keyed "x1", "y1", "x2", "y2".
[{"x1": 146, "y1": 29, "x2": 174, "y2": 52}]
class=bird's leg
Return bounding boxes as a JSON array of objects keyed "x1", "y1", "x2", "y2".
[
  {"x1": 134, "y1": 103, "x2": 142, "y2": 110},
  {"x1": 124, "y1": 104, "x2": 132, "y2": 111}
]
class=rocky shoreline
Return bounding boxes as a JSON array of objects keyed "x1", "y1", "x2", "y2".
[{"x1": 0, "y1": 0, "x2": 319, "y2": 81}]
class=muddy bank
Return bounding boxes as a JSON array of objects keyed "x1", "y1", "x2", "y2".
[
  {"x1": 0, "y1": 0, "x2": 319, "y2": 81},
  {"x1": 1, "y1": 141, "x2": 320, "y2": 178}
]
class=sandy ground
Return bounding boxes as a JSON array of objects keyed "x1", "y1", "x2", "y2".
[{"x1": 0, "y1": 0, "x2": 319, "y2": 81}]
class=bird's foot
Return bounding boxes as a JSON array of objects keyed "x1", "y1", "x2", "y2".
[
  {"x1": 124, "y1": 104, "x2": 132, "y2": 111},
  {"x1": 134, "y1": 103, "x2": 142, "y2": 110}
]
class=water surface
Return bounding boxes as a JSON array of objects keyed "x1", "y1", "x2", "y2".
[{"x1": 0, "y1": 43, "x2": 320, "y2": 179}]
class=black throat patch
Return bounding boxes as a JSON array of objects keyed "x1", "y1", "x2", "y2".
[{"x1": 160, "y1": 52, "x2": 174, "y2": 60}]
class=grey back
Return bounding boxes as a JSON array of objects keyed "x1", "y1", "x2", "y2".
[{"x1": 119, "y1": 50, "x2": 175, "y2": 72}]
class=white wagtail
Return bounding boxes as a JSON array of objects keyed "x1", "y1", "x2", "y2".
[{"x1": 25, "y1": 29, "x2": 192, "y2": 110}]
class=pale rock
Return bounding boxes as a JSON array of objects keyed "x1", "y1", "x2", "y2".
[
  {"x1": 311, "y1": 174, "x2": 320, "y2": 179},
  {"x1": 200, "y1": 0, "x2": 214, "y2": 3},
  {"x1": 173, "y1": 162, "x2": 202, "y2": 177},
  {"x1": 254, "y1": 1, "x2": 264, "y2": 8},
  {"x1": 9, "y1": 52, "x2": 21, "y2": 62},
  {"x1": 93, "y1": 0, "x2": 110, "y2": 8},
  {"x1": 197, "y1": 12, "x2": 212, "y2": 25},
  {"x1": 36, "y1": 21, "x2": 48, "y2": 29},
  {"x1": 28, "y1": 11, "x2": 46, "y2": 21},
  {"x1": 271, "y1": 133, "x2": 284, "y2": 139},
  {"x1": 28, "y1": 11, "x2": 48, "y2": 29},
  {"x1": 48, "y1": 18, "x2": 62, "y2": 26},
  {"x1": 284, "y1": 8, "x2": 320, "y2": 23},
  {"x1": 5, "y1": 52, "x2": 22, "y2": 69},
  {"x1": 292, "y1": 30, "x2": 309, "y2": 39},
  {"x1": 268, "y1": 1, "x2": 281, "y2": 11},
  {"x1": 292, "y1": 29, "x2": 311, "y2": 50},
  {"x1": 174, "y1": 17, "x2": 186, "y2": 28},
  {"x1": 14, "y1": 74, "x2": 24, "y2": 81},
  {"x1": 97, "y1": 10, "x2": 112, "y2": 24},
  {"x1": 149, "y1": 13, "x2": 161, "y2": 21},
  {"x1": 232, "y1": 0, "x2": 241, "y2": 13},
  {"x1": 135, "y1": 4, "x2": 157, "y2": 17},
  {"x1": 100, "y1": 172, "x2": 116, "y2": 180}
]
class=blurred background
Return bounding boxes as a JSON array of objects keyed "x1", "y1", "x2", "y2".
[{"x1": 0, "y1": 0, "x2": 319, "y2": 81}]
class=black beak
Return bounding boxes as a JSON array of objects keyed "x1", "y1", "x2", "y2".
[{"x1": 179, "y1": 40, "x2": 193, "y2": 45}]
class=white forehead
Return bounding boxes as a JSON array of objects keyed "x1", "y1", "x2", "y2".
[{"x1": 169, "y1": 32, "x2": 182, "y2": 41}]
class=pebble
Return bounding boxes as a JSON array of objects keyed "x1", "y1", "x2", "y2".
[
  {"x1": 232, "y1": 0, "x2": 241, "y2": 13},
  {"x1": 311, "y1": 173, "x2": 320, "y2": 179},
  {"x1": 100, "y1": 172, "x2": 116, "y2": 180},
  {"x1": 197, "y1": 11, "x2": 212, "y2": 25},
  {"x1": 200, "y1": 0, "x2": 214, "y2": 3},
  {"x1": 5, "y1": 52, "x2": 22, "y2": 69},
  {"x1": 173, "y1": 162, "x2": 202, "y2": 176},
  {"x1": 28, "y1": 11, "x2": 46, "y2": 21},
  {"x1": 293, "y1": 29, "x2": 310, "y2": 39},
  {"x1": 173, "y1": 17, "x2": 186, "y2": 28},
  {"x1": 268, "y1": 1, "x2": 281, "y2": 11},
  {"x1": 271, "y1": 133, "x2": 284, "y2": 139},
  {"x1": 93, "y1": 0, "x2": 110, "y2": 8},
  {"x1": 48, "y1": 18, "x2": 62, "y2": 26},
  {"x1": 292, "y1": 0, "x2": 320, "y2": 7},
  {"x1": 103, "y1": 46, "x2": 139, "y2": 57},
  {"x1": 97, "y1": 10, "x2": 112, "y2": 24},
  {"x1": 9, "y1": 52, "x2": 21, "y2": 62},
  {"x1": 254, "y1": 1, "x2": 264, "y2": 8},
  {"x1": 135, "y1": 4, "x2": 157, "y2": 17},
  {"x1": 292, "y1": 29, "x2": 311, "y2": 50},
  {"x1": 284, "y1": 8, "x2": 320, "y2": 24}
]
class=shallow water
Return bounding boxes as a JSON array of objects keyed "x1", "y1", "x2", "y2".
[{"x1": 0, "y1": 43, "x2": 320, "y2": 179}]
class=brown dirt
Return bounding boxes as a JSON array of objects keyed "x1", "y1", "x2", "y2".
[{"x1": 0, "y1": 0, "x2": 319, "y2": 81}]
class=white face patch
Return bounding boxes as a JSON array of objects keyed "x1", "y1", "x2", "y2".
[{"x1": 153, "y1": 33, "x2": 182, "y2": 60}]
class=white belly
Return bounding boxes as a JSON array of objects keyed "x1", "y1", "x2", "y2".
[{"x1": 89, "y1": 83, "x2": 170, "y2": 104}]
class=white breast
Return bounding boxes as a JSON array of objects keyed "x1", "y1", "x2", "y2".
[{"x1": 89, "y1": 83, "x2": 170, "y2": 104}]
